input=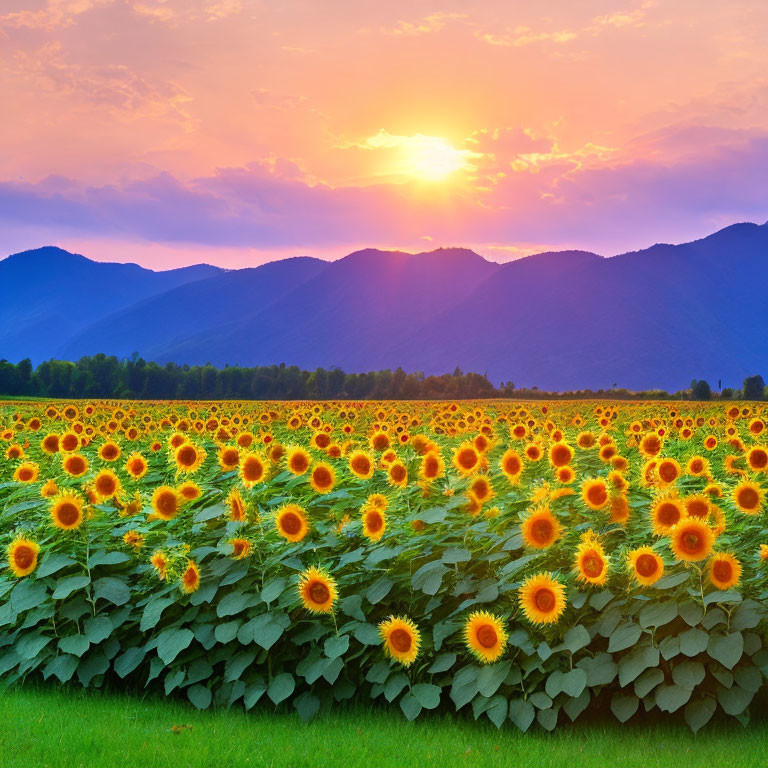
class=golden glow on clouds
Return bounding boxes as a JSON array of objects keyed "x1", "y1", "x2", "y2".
[{"x1": 355, "y1": 130, "x2": 478, "y2": 182}]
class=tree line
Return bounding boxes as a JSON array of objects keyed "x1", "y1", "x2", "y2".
[{"x1": 0, "y1": 355, "x2": 764, "y2": 401}]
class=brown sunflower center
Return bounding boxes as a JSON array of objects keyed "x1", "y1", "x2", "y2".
[
  {"x1": 280, "y1": 512, "x2": 302, "y2": 535},
  {"x1": 635, "y1": 553, "x2": 659, "y2": 577},
  {"x1": 534, "y1": 587, "x2": 556, "y2": 612},
  {"x1": 390, "y1": 628, "x2": 412, "y2": 653},
  {"x1": 13, "y1": 545, "x2": 34, "y2": 570},
  {"x1": 476, "y1": 623, "x2": 498, "y2": 649},
  {"x1": 56, "y1": 502, "x2": 80, "y2": 526},
  {"x1": 308, "y1": 581, "x2": 330, "y2": 605}
]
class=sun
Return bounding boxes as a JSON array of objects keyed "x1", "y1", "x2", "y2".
[
  {"x1": 360, "y1": 130, "x2": 474, "y2": 182},
  {"x1": 402, "y1": 136, "x2": 469, "y2": 181}
]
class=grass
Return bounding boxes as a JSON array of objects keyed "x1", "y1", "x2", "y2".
[{"x1": 2, "y1": 687, "x2": 768, "y2": 768}]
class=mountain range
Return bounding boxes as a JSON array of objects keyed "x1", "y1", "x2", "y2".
[{"x1": 2, "y1": 221, "x2": 767, "y2": 392}]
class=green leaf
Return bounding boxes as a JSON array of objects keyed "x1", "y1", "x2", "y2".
[
  {"x1": 732, "y1": 599, "x2": 765, "y2": 631},
  {"x1": 217, "y1": 590, "x2": 258, "y2": 617},
  {"x1": 11, "y1": 581, "x2": 48, "y2": 613},
  {"x1": 477, "y1": 662, "x2": 511, "y2": 698},
  {"x1": 16, "y1": 632, "x2": 51, "y2": 660},
  {"x1": 679, "y1": 627, "x2": 709, "y2": 657},
  {"x1": 653, "y1": 571, "x2": 689, "y2": 589},
  {"x1": 37, "y1": 553, "x2": 76, "y2": 578},
  {"x1": 352, "y1": 622, "x2": 381, "y2": 646},
  {"x1": 52, "y1": 575, "x2": 90, "y2": 600},
  {"x1": 224, "y1": 651, "x2": 256, "y2": 683},
  {"x1": 634, "y1": 668, "x2": 664, "y2": 698},
  {"x1": 77, "y1": 651, "x2": 109, "y2": 686},
  {"x1": 244, "y1": 679, "x2": 267, "y2": 709},
  {"x1": 608, "y1": 622, "x2": 642, "y2": 653},
  {"x1": 400, "y1": 692, "x2": 422, "y2": 721},
  {"x1": 638, "y1": 601, "x2": 678, "y2": 629},
  {"x1": 411, "y1": 683, "x2": 441, "y2": 709},
  {"x1": 140, "y1": 596, "x2": 175, "y2": 631},
  {"x1": 442, "y1": 548, "x2": 471, "y2": 564},
  {"x1": 215, "y1": 620, "x2": 241, "y2": 644},
  {"x1": 428, "y1": 653, "x2": 456, "y2": 674},
  {"x1": 672, "y1": 660, "x2": 705, "y2": 690},
  {"x1": 260, "y1": 577, "x2": 286, "y2": 605},
  {"x1": 88, "y1": 550, "x2": 130, "y2": 567},
  {"x1": 58, "y1": 635, "x2": 90, "y2": 657},
  {"x1": 114, "y1": 646, "x2": 146, "y2": 678},
  {"x1": 93, "y1": 577, "x2": 130, "y2": 606},
  {"x1": 384, "y1": 673, "x2": 409, "y2": 702},
  {"x1": 43, "y1": 654, "x2": 78, "y2": 683},
  {"x1": 618, "y1": 644, "x2": 659, "y2": 687},
  {"x1": 561, "y1": 668, "x2": 587, "y2": 698},
  {"x1": 156, "y1": 628, "x2": 194, "y2": 664},
  {"x1": 536, "y1": 708, "x2": 558, "y2": 731},
  {"x1": 679, "y1": 600, "x2": 704, "y2": 626},
  {"x1": 324, "y1": 634, "x2": 349, "y2": 659},
  {"x1": 610, "y1": 693, "x2": 639, "y2": 723},
  {"x1": 267, "y1": 672, "x2": 295, "y2": 704},
  {"x1": 717, "y1": 684, "x2": 753, "y2": 716},
  {"x1": 655, "y1": 683, "x2": 692, "y2": 713},
  {"x1": 708, "y1": 632, "x2": 744, "y2": 670},
  {"x1": 411, "y1": 560, "x2": 448, "y2": 595},
  {"x1": 339, "y1": 594, "x2": 365, "y2": 622},
  {"x1": 486, "y1": 695, "x2": 508, "y2": 728},
  {"x1": 187, "y1": 684, "x2": 212, "y2": 710},
  {"x1": 293, "y1": 692, "x2": 320, "y2": 722},
  {"x1": 84, "y1": 616, "x2": 112, "y2": 644},
  {"x1": 562, "y1": 625, "x2": 591, "y2": 654},
  {"x1": 704, "y1": 589, "x2": 742, "y2": 606},
  {"x1": 194, "y1": 504, "x2": 226, "y2": 522},
  {"x1": 684, "y1": 697, "x2": 716, "y2": 733},
  {"x1": 508, "y1": 698, "x2": 535, "y2": 731},
  {"x1": 365, "y1": 576, "x2": 393, "y2": 605}
]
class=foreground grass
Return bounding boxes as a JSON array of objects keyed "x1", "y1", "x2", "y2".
[{"x1": 2, "y1": 686, "x2": 768, "y2": 768}]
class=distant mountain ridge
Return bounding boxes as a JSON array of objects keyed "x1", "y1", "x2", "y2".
[{"x1": 1, "y1": 222, "x2": 767, "y2": 391}]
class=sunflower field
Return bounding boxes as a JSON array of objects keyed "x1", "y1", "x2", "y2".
[{"x1": 1, "y1": 399, "x2": 768, "y2": 733}]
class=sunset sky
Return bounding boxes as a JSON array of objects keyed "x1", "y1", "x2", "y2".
[{"x1": 1, "y1": 0, "x2": 767, "y2": 268}]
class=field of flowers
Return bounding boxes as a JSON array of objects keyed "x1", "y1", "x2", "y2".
[{"x1": 1, "y1": 399, "x2": 767, "y2": 733}]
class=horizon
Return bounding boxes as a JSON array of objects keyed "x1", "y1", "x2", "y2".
[
  {"x1": 3, "y1": 217, "x2": 766, "y2": 272},
  {"x1": 2, "y1": 2, "x2": 768, "y2": 269}
]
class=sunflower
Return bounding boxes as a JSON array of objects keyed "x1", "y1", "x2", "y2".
[
  {"x1": 226, "y1": 487, "x2": 247, "y2": 522},
  {"x1": 574, "y1": 536, "x2": 609, "y2": 585},
  {"x1": 499, "y1": 449, "x2": 524, "y2": 483},
  {"x1": 7, "y1": 537, "x2": 39, "y2": 577},
  {"x1": 348, "y1": 450, "x2": 375, "y2": 479},
  {"x1": 581, "y1": 478, "x2": 609, "y2": 511},
  {"x1": 556, "y1": 465, "x2": 575, "y2": 484},
  {"x1": 370, "y1": 431, "x2": 390, "y2": 452},
  {"x1": 469, "y1": 475, "x2": 494, "y2": 504},
  {"x1": 362, "y1": 506, "x2": 387, "y2": 542},
  {"x1": 178, "y1": 480, "x2": 201, "y2": 501},
  {"x1": 655, "y1": 458, "x2": 681, "y2": 486},
  {"x1": 123, "y1": 530, "x2": 144, "y2": 549},
  {"x1": 732, "y1": 480, "x2": 765, "y2": 515},
  {"x1": 230, "y1": 537, "x2": 252, "y2": 559},
  {"x1": 746, "y1": 446, "x2": 768, "y2": 473},
  {"x1": 686, "y1": 455, "x2": 710, "y2": 477},
  {"x1": 518, "y1": 572, "x2": 566, "y2": 625},
  {"x1": 464, "y1": 611, "x2": 508, "y2": 664},
  {"x1": 124, "y1": 452, "x2": 148, "y2": 480},
  {"x1": 639, "y1": 433, "x2": 663, "y2": 458},
  {"x1": 669, "y1": 518, "x2": 715, "y2": 562},
  {"x1": 548, "y1": 441, "x2": 573, "y2": 468},
  {"x1": 285, "y1": 446, "x2": 311, "y2": 475},
  {"x1": 367, "y1": 493, "x2": 388, "y2": 510},
  {"x1": 60, "y1": 431, "x2": 80, "y2": 452},
  {"x1": 379, "y1": 616, "x2": 421, "y2": 667},
  {"x1": 310, "y1": 462, "x2": 336, "y2": 493},
  {"x1": 275, "y1": 504, "x2": 309, "y2": 542},
  {"x1": 92, "y1": 469, "x2": 121, "y2": 500},
  {"x1": 418, "y1": 451, "x2": 445, "y2": 482},
  {"x1": 62, "y1": 452, "x2": 89, "y2": 477},
  {"x1": 5, "y1": 444, "x2": 24, "y2": 461},
  {"x1": 708, "y1": 552, "x2": 741, "y2": 590},
  {"x1": 453, "y1": 442, "x2": 481, "y2": 476},
  {"x1": 174, "y1": 442, "x2": 206, "y2": 474},
  {"x1": 298, "y1": 566, "x2": 337, "y2": 613},
  {"x1": 50, "y1": 492, "x2": 85, "y2": 530},
  {"x1": 239, "y1": 451, "x2": 267, "y2": 488},
  {"x1": 683, "y1": 494, "x2": 710, "y2": 520},
  {"x1": 217, "y1": 445, "x2": 240, "y2": 471},
  {"x1": 521, "y1": 506, "x2": 562, "y2": 549},
  {"x1": 627, "y1": 547, "x2": 665, "y2": 586},
  {"x1": 40, "y1": 433, "x2": 60, "y2": 455},
  {"x1": 180, "y1": 560, "x2": 200, "y2": 593},
  {"x1": 151, "y1": 485, "x2": 182, "y2": 520},
  {"x1": 13, "y1": 462, "x2": 39, "y2": 483},
  {"x1": 40, "y1": 479, "x2": 58, "y2": 498},
  {"x1": 98, "y1": 440, "x2": 121, "y2": 462},
  {"x1": 650, "y1": 494, "x2": 685, "y2": 535},
  {"x1": 609, "y1": 494, "x2": 630, "y2": 524}
]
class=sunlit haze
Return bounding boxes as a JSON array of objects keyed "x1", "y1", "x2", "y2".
[{"x1": 1, "y1": 1, "x2": 767, "y2": 269}]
